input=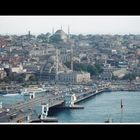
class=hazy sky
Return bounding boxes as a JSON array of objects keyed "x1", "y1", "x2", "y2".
[{"x1": 0, "y1": 16, "x2": 140, "y2": 35}]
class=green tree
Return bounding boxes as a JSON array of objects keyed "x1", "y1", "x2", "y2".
[
  {"x1": 95, "y1": 63, "x2": 103, "y2": 73},
  {"x1": 7, "y1": 73, "x2": 25, "y2": 83},
  {"x1": 28, "y1": 75, "x2": 38, "y2": 82},
  {"x1": 64, "y1": 62, "x2": 103, "y2": 76},
  {"x1": 3, "y1": 77, "x2": 10, "y2": 83},
  {"x1": 123, "y1": 73, "x2": 136, "y2": 81},
  {"x1": 112, "y1": 75, "x2": 118, "y2": 80},
  {"x1": 16, "y1": 76, "x2": 24, "y2": 83}
]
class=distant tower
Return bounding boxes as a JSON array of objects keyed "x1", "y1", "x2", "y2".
[
  {"x1": 68, "y1": 25, "x2": 70, "y2": 39},
  {"x1": 68, "y1": 25, "x2": 73, "y2": 71},
  {"x1": 28, "y1": 31, "x2": 31, "y2": 37},
  {"x1": 28, "y1": 30, "x2": 31, "y2": 41},
  {"x1": 56, "y1": 49, "x2": 59, "y2": 73},
  {"x1": 61, "y1": 25, "x2": 62, "y2": 30}
]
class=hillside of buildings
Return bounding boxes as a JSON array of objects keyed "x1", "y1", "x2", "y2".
[{"x1": 1, "y1": 29, "x2": 140, "y2": 86}]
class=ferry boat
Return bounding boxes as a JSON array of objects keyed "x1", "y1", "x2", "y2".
[
  {"x1": 104, "y1": 117, "x2": 113, "y2": 123},
  {"x1": 0, "y1": 90, "x2": 7, "y2": 95}
]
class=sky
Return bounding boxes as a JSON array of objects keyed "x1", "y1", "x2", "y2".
[{"x1": 0, "y1": 16, "x2": 140, "y2": 35}]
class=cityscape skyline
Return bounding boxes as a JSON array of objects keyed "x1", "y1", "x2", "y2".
[
  {"x1": 1, "y1": 16, "x2": 140, "y2": 123},
  {"x1": 0, "y1": 16, "x2": 140, "y2": 35}
]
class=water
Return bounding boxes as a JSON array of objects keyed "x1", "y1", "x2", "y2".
[
  {"x1": 0, "y1": 91, "x2": 140, "y2": 123},
  {"x1": 0, "y1": 92, "x2": 47, "y2": 105},
  {"x1": 49, "y1": 91, "x2": 140, "y2": 123},
  {"x1": 0, "y1": 94, "x2": 24, "y2": 105}
]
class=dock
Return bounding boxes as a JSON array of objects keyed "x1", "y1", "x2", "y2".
[
  {"x1": 75, "y1": 89, "x2": 106, "y2": 103},
  {"x1": 31, "y1": 117, "x2": 58, "y2": 123},
  {"x1": 55, "y1": 105, "x2": 84, "y2": 109}
]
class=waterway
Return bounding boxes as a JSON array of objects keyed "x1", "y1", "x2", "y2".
[
  {"x1": 0, "y1": 91, "x2": 140, "y2": 123},
  {"x1": 49, "y1": 91, "x2": 140, "y2": 123}
]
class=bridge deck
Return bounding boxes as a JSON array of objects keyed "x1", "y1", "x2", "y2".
[
  {"x1": 0, "y1": 85, "x2": 110, "y2": 122},
  {"x1": 75, "y1": 89, "x2": 105, "y2": 103}
]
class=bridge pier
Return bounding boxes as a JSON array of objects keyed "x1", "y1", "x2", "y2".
[
  {"x1": 24, "y1": 92, "x2": 36, "y2": 101},
  {"x1": 63, "y1": 93, "x2": 84, "y2": 109},
  {"x1": 64, "y1": 93, "x2": 76, "y2": 107},
  {"x1": 29, "y1": 92, "x2": 35, "y2": 99},
  {"x1": 0, "y1": 102, "x2": 2, "y2": 113},
  {"x1": 27, "y1": 115, "x2": 31, "y2": 122},
  {"x1": 0, "y1": 102, "x2": 2, "y2": 109},
  {"x1": 40, "y1": 103, "x2": 49, "y2": 120}
]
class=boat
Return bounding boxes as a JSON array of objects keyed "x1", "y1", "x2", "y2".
[
  {"x1": 104, "y1": 88, "x2": 112, "y2": 92},
  {"x1": 104, "y1": 117, "x2": 113, "y2": 123},
  {"x1": 0, "y1": 90, "x2": 7, "y2": 95},
  {"x1": 121, "y1": 99, "x2": 123, "y2": 109},
  {"x1": 0, "y1": 88, "x2": 20, "y2": 96}
]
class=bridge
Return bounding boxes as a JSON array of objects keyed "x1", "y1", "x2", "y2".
[
  {"x1": 0, "y1": 94, "x2": 64, "y2": 122},
  {"x1": 0, "y1": 84, "x2": 110, "y2": 123}
]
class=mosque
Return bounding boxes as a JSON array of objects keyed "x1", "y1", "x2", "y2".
[{"x1": 40, "y1": 27, "x2": 91, "y2": 84}]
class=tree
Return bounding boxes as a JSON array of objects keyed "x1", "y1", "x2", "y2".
[
  {"x1": 123, "y1": 73, "x2": 136, "y2": 81},
  {"x1": 112, "y1": 75, "x2": 118, "y2": 80},
  {"x1": 37, "y1": 33, "x2": 50, "y2": 43},
  {"x1": 28, "y1": 75, "x2": 38, "y2": 82},
  {"x1": 7, "y1": 73, "x2": 25, "y2": 83},
  {"x1": 64, "y1": 62, "x2": 103, "y2": 76},
  {"x1": 86, "y1": 65, "x2": 97, "y2": 75},
  {"x1": 95, "y1": 63, "x2": 104, "y2": 73},
  {"x1": 16, "y1": 76, "x2": 24, "y2": 83},
  {"x1": 3, "y1": 77, "x2": 10, "y2": 83}
]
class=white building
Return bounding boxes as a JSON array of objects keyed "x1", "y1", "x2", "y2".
[
  {"x1": 58, "y1": 71, "x2": 90, "y2": 83},
  {"x1": 112, "y1": 49, "x2": 117, "y2": 55},
  {"x1": 11, "y1": 63, "x2": 26, "y2": 73},
  {"x1": 30, "y1": 46, "x2": 56, "y2": 57},
  {"x1": 75, "y1": 72, "x2": 90, "y2": 83},
  {"x1": 113, "y1": 68, "x2": 128, "y2": 79}
]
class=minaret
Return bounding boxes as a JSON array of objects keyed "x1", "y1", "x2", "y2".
[
  {"x1": 28, "y1": 31, "x2": 31, "y2": 38},
  {"x1": 68, "y1": 25, "x2": 73, "y2": 71},
  {"x1": 28, "y1": 30, "x2": 30, "y2": 36},
  {"x1": 71, "y1": 45, "x2": 73, "y2": 71},
  {"x1": 56, "y1": 49, "x2": 59, "y2": 72},
  {"x1": 55, "y1": 49, "x2": 59, "y2": 82},
  {"x1": 61, "y1": 25, "x2": 62, "y2": 30}
]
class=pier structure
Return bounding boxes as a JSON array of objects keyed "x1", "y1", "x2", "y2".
[
  {"x1": 64, "y1": 93, "x2": 76, "y2": 107},
  {"x1": 40, "y1": 103, "x2": 49, "y2": 119}
]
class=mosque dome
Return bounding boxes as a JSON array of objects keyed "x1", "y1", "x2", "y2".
[
  {"x1": 54, "y1": 30, "x2": 68, "y2": 40},
  {"x1": 55, "y1": 30, "x2": 66, "y2": 35}
]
